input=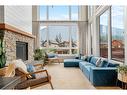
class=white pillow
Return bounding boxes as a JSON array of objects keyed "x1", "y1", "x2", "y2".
[
  {"x1": 95, "y1": 58, "x2": 101, "y2": 67},
  {"x1": 12, "y1": 59, "x2": 28, "y2": 74}
]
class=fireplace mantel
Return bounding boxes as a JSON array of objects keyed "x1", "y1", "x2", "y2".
[{"x1": 0, "y1": 23, "x2": 35, "y2": 39}]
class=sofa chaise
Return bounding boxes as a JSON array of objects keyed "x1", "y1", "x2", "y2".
[{"x1": 64, "y1": 56, "x2": 119, "y2": 86}]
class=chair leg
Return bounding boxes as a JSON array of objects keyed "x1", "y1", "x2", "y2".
[
  {"x1": 49, "y1": 81, "x2": 54, "y2": 89},
  {"x1": 45, "y1": 70, "x2": 54, "y2": 89}
]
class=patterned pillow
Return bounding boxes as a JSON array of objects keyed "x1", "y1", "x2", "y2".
[
  {"x1": 98, "y1": 59, "x2": 109, "y2": 67},
  {"x1": 12, "y1": 59, "x2": 28, "y2": 74},
  {"x1": 81, "y1": 56, "x2": 87, "y2": 61}
]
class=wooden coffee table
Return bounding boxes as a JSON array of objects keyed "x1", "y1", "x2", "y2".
[{"x1": 48, "y1": 57, "x2": 63, "y2": 64}]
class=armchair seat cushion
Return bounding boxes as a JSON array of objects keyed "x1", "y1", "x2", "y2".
[{"x1": 15, "y1": 75, "x2": 51, "y2": 89}]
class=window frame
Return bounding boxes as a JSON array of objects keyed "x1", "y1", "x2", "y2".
[
  {"x1": 98, "y1": 6, "x2": 125, "y2": 62},
  {"x1": 39, "y1": 6, "x2": 79, "y2": 21},
  {"x1": 111, "y1": 6, "x2": 125, "y2": 62},
  {"x1": 99, "y1": 9, "x2": 109, "y2": 58}
]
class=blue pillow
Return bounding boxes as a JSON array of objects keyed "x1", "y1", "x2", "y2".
[
  {"x1": 26, "y1": 64, "x2": 36, "y2": 79},
  {"x1": 90, "y1": 57, "x2": 98, "y2": 65},
  {"x1": 99, "y1": 60, "x2": 109, "y2": 67},
  {"x1": 48, "y1": 53, "x2": 56, "y2": 58},
  {"x1": 108, "y1": 63, "x2": 119, "y2": 67},
  {"x1": 75, "y1": 57, "x2": 80, "y2": 59},
  {"x1": 86, "y1": 56, "x2": 93, "y2": 62}
]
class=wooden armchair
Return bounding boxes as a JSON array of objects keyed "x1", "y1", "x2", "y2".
[{"x1": 15, "y1": 63, "x2": 53, "y2": 89}]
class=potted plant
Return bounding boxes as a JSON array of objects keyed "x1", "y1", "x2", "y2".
[
  {"x1": 117, "y1": 65, "x2": 127, "y2": 82},
  {"x1": 33, "y1": 49, "x2": 45, "y2": 60},
  {"x1": 33, "y1": 48, "x2": 51, "y2": 66},
  {"x1": 0, "y1": 30, "x2": 7, "y2": 76},
  {"x1": 118, "y1": 65, "x2": 127, "y2": 74}
]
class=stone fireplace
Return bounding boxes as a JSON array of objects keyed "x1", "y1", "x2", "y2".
[{"x1": 0, "y1": 24, "x2": 35, "y2": 62}]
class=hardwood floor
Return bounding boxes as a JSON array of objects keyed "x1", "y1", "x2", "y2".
[{"x1": 33, "y1": 63, "x2": 121, "y2": 90}]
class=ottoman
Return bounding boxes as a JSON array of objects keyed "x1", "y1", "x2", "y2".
[{"x1": 64, "y1": 59, "x2": 82, "y2": 67}]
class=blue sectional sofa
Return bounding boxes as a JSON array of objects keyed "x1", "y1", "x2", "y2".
[{"x1": 64, "y1": 56, "x2": 119, "y2": 86}]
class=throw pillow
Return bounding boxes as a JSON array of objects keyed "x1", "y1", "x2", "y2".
[
  {"x1": 81, "y1": 56, "x2": 88, "y2": 61},
  {"x1": 47, "y1": 53, "x2": 56, "y2": 58},
  {"x1": 12, "y1": 59, "x2": 28, "y2": 74},
  {"x1": 98, "y1": 60, "x2": 109, "y2": 67},
  {"x1": 95, "y1": 58, "x2": 101, "y2": 67},
  {"x1": 108, "y1": 63, "x2": 119, "y2": 67},
  {"x1": 26, "y1": 64, "x2": 36, "y2": 79},
  {"x1": 81, "y1": 56, "x2": 84, "y2": 60},
  {"x1": 86, "y1": 55, "x2": 93, "y2": 62}
]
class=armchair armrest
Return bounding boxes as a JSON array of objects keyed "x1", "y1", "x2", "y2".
[
  {"x1": 90, "y1": 67, "x2": 117, "y2": 86},
  {"x1": 20, "y1": 68, "x2": 49, "y2": 79},
  {"x1": 26, "y1": 69, "x2": 47, "y2": 75}
]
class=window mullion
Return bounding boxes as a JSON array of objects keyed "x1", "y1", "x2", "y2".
[
  {"x1": 108, "y1": 7, "x2": 111, "y2": 60},
  {"x1": 69, "y1": 25, "x2": 72, "y2": 55}
]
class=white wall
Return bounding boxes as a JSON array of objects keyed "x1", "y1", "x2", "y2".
[
  {"x1": 0, "y1": 6, "x2": 4, "y2": 23},
  {"x1": 4, "y1": 6, "x2": 32, "y2": 33}
]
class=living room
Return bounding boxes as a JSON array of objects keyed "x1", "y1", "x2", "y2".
[{"x1": 0, "y1": 1, "x2": 127, "y2": 95}]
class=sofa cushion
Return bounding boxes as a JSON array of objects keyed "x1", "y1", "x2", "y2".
[
  {"x1": 85, "y1": 55, "x2": 93, "y2": 62},
  {"x1": 81, "y1": 55, "x2": 87, "y2": 61},
  {"x1": 75, "y1": 54, "x2": 83, "y2": 59},
  {"x1": 47, "y1": 53, "x2": 56, "y2": 58},
  {"x1": 108, "y1": 63, "x2": 119, "y2": 67},
  {"x1": 89, "y1": 57, "x2": 98, "y2": 66},
  {"x1": 64, "y1": 59, "x2": 82, "y2": 67},
  {"x1": 82, "y1": 64, "x2": 95, "y2": 80},
  {"x1": 79, "y1": 61, "x2": 94, "y2": 71},
  {"x1": 98, "y1": 60, "x2": 109, "y2": 67}
]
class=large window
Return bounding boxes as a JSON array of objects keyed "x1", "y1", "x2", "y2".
[
  {"x1": 111, "y1": 6, "x2": 124, "y2": 62},
  {"x1": 71, "y1": 6, "x2": 79, "y2": 20},
  {"x1": 39, "y1": 6, "x2": 79, "y2": 55},
  {"x1": 48, "y1": 25, "x2": 70, "y2": 47},
  {"x1": 40, "y1": 6, "x2": 79, "y2": 21},
  {"x1": 40, "y1": 6, "x2": 47, "y2": 20},
  {"x1": 40, "y1": 24, "x2": 78, "y2": 54},
  {"x1": 49, "y1": 6, "x2": 69, "y2": 20},
  {"x1": 99, "y1": 10, "x2": 109, "y2": 58},
  {"x1": 99, "y1": 6, "x2": 125, "y2": 62}
]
